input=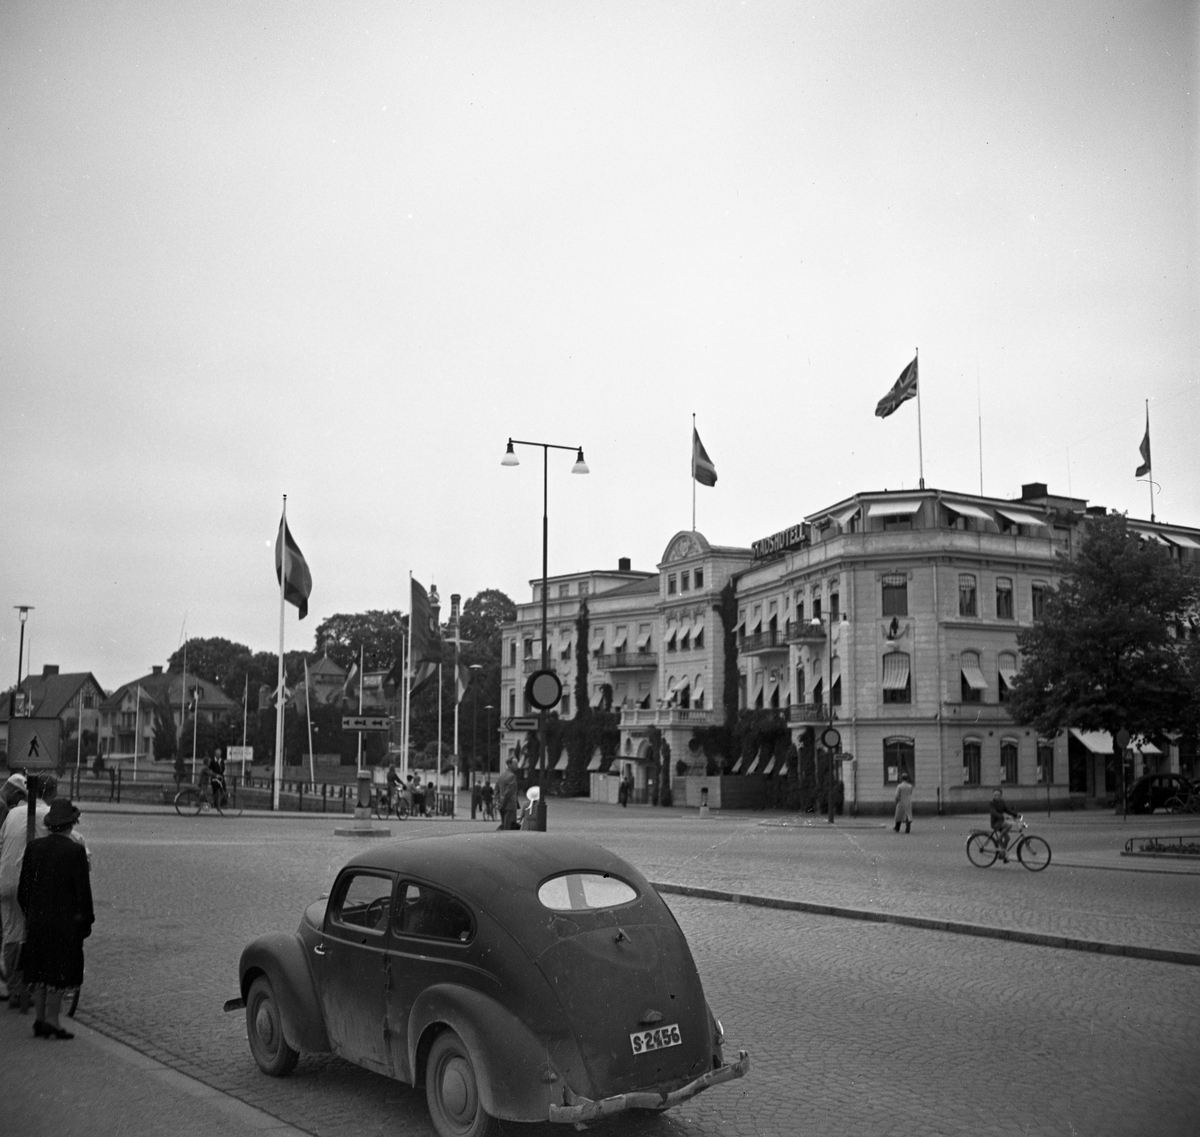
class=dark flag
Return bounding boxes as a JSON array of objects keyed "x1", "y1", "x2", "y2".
[
  {"x1": 1135, "y1": 411, "x2": 1151, "y2": 477},
  {"x1": 692, "y1": 428, "x2": 718, "y2": 486},
  {"x1": 410, "y1": 578, "x2": 442, "y2": 663},
  {"x1": 275, "y1": 515, "x2": 312, "y2": 619},
  {"x1": 875, "y1": 356, "x2": 919, "y2": 419}
]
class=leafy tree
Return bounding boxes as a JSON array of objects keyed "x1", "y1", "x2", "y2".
[
  {"x1": 314, "y1": 610, "x2": 407, "y2": 672},
  {"x1": 1007, "y1": 513, "x2": 1199, "y2": 784}
]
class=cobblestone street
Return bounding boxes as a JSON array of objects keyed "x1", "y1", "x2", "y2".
[{"x1": 5, "y1": 800, "x2": 1199, "y2": 1136}]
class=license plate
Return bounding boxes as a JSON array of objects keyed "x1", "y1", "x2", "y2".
[{"x1": 630, "y1": 1023, "x2": 682, "y2": 1055}]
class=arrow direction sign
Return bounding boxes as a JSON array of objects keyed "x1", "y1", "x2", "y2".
[
  {"x1": 342, "y1": 715, "x2": 393, "y2": 733},
  {"x1": 503, "y1": 716, "x2": 539, "y2": 732}
]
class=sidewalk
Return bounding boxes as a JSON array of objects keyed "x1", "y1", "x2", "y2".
[{"x1": 0, "y1": 1002, "x2": 308, "y2": 1137}]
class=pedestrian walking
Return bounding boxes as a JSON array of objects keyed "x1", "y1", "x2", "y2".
[
  {"x1": 480, "y1": 778, "x2": 494, "y2": 821},
  {"x1": 0, "y1": 774, "x2": 57, "y2": 1009},
  {"x1": 386, "y1": 761, "x2": 400, "y2": 813},
  {"x1": 0, "y1": 774, "x2": 28, "y2": 998},
  {"x1": 495, "y1": 756, "x2": 520, "y2": 831},
  {"x1": 17, "y1": 799, "x2": 94, "y2": 1040},
  {"x1": 894, "y1": 772, "x2": 914, "y2": 834}
]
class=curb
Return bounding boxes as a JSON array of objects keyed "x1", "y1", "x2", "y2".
[{"x1": 652, "y1": 882, "x2": 1200, "y2": 969}]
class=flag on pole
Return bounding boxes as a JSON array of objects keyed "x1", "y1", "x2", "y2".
[
  {"x1": 342, "y1": 662, "x2": 360, "y2": 702},
  {"x1": 875, "y1": 356, "x2": 919, "y2": 419},
  {"x1": 455, "y1": 662, "x2": 473, "y2": 705},
  {"x1": 1135, "y1": 410, "x2": 1152, "y2": 477},
  {"x1": 275, "y1": 515, "x2": 312, "y2": 619},
  {"x1": 692, "y1": 429, "x2": 718, "y2": 486}
]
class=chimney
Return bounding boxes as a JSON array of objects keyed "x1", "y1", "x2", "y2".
[
  {"x1": 152, "y1": 665, "x2": 163, "y2": 676},
  {"x1": 1021, "y1": 482, "x2": 1049, "y2": 501},
  {"x1": 42, "y1": 664, "x2": 59, "y2": 677},
  {"x1": 618, "y1": 557, "x2": 631, "y2": 572},
  {"x1": 450, "y1": 593, "x2": 461, "y2": 628}
]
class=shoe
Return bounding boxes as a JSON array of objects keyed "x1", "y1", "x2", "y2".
[
  {"x1": 46, "y1": 1026, "x2": 74, "y2": 1040},
  {"x1": 33, "y1": 1020, "x2": 49, "y2": 1038}
]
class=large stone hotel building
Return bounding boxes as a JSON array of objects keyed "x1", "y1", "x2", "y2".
[{"x1": 499, "y1": 482, "x2": 1200, "y2": 813}]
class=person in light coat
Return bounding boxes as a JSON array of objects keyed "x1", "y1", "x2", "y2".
[
  {"x1": 0, "y1": 774, "x2": 56, "y2": 1007},
  {"x1": 893, "y1": 772, "x2": 914, "y2": 834}
]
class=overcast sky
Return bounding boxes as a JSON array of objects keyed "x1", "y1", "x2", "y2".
[{"x1": 2, "y1": 1, "x2": 1196, "y2": 690}]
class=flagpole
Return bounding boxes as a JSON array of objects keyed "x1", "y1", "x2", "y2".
[
  {"x1": 405, "y1": 573, "x2": 414, "y2": 780},
  {"x1": 437, "y1": 660, "x2": 443, "y2": 808},
  {"x1": 305, "y1": 657, "x2": 315, "y2": 787},
  {"x1": 273, "y1": 495, "x2": 287, "y2": 812},
  {"x1": 915, "y1": 347, "x2": 925, "y2": 490},
  {"x1": 356, "y1": 643, "x2": 364, "y2": 774},
  {"x1": 1145, "y1": 400, "x2": 1155, "y2": 522},
  {"x1": 691, "y1": 413, "x2": 696, "y2": 532},
  {"x1": 242, "y1": 674, "x2": 249, "y2": 780}
]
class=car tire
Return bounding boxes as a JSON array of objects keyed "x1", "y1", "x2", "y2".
[
  {"x1": 246, "y1": 976, "x2": 299, "y2": 1077},
  {"x1": 425, "y1": 1029, "x2": 498, "y2": 1137}
]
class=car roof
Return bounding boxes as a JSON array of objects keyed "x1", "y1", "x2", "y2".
[{"x1": 341, "y1": 833, "x2": 668, "y2": 954}]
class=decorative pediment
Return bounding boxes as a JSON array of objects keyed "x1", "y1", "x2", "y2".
[{"x1": 661, "y1": 531, "x2": 711, "y2": 564}]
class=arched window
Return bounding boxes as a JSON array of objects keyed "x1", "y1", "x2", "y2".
[
  {"x1": 959, "y1": 574, "x2": 977, "y2": 617},
  {"x1": 963, "y1": 738, "x2": 982, "y2": 785},
  {"x1": 883, "y1": 738, "x2": 914, "y2": 785},
  {"x1": 1001, "y1": 739, "x2": 1019, "y2": 785}
]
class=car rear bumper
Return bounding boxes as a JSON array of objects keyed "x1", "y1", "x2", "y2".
[{"x1": 547, "y1": 1050, "x2": 750, "y2": 1125}]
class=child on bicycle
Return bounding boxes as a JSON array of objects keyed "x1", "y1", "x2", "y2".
[{"x1": 990, "y1": 789, "x2": 1019, "y2": 861}]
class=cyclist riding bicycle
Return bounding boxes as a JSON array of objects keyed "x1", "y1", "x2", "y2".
[
  {"x1": 208, "y1": 754, "x2": 227, "y2": 809},
  {"x1": 989, "y1": 788, "x2": 1020, "y2": 861}
]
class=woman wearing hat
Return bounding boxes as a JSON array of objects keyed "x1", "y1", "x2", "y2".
[{"x1": 16, "y1": 799, "x2": 94, "y2": 1039}]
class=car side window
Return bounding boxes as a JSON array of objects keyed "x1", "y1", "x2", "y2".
[
  {"x1": 393, "y1": 883, "x2": 474, "y2": 943},
  {"x1": 330, "y1": 872, "x2": 394, "y2": 935}
]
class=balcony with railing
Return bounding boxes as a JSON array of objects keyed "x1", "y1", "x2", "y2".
[
  {"x1": 740, "y1": 628, "x2": 790, "y2": 655},
  {"x1": 787, "y1": 621, "x2": 827, "y2": 645},
  {"x1": 596, "y1": 651, "x2": 658, "y2": 670},
  {"x1": 788, "y1": 702, "x2": 830, "y2": 723},
  {"x1": 521, "y1": 658, "x2": 559, "y2": 673},
  {"x1": 620, "y1": 706, "x2": 714, "y2": 728}
]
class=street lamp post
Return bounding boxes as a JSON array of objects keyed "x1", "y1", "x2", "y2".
[
  {"x1": 12, "y1": 605, "x2": 33, "y2": 717},
  {"x1": 810, "y1": 613, "x2": 844, "y2": 824},
  {"x1": 502, "y1": 437, "x2": 589, "y2": 828},
  {"x1": 483, "y1": 706, "x2": 494, "y2": 775}
]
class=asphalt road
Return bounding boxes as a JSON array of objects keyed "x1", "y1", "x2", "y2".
[{"x1": 4, "y1": 800, "x2": 1199, "y2": 1136}]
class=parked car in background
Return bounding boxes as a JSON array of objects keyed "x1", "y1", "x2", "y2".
[
  {"x1": 1127, "y1": 774, "x2": 1193, "y2": 814},
  {"x1": 226, "y1": 832, "x2": 749, "y2": 1137}
]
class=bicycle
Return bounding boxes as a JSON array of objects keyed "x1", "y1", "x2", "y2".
[
  {"x1": 371, "y1": 787, "x2": 411, "y2": 821},
  {"x1": 1165, "y1": 790, "x2": 1200, "y2": 814},
  {"x1": 966, "y1": 816, "x2": 1051, "y2": 871},
  {"x1": 174, "y1": 770, "x2": 244, "y2": 817}
]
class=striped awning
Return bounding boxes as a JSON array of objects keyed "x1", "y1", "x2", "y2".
[
  {"x1": 995, "y1": 506, "x2": 1048, "y2": 528},
  {"x1": 882, "y1": 653, "x2": 910, "y2": 690},
  {"x1": 587, "y1": 752, "x2": 603, "y2": 771},
  {"x1": 677, "y1": 617, "x2": 692, "y2": 640},
  {"x1": 960, "y1": 658, "x2": 988, "y2": 691},
  {"x1": 867, "y1": 499, "x2": 922, "y2": 517},
  {"x1": 613, "y1": 629, "x2": 628, "y2": 651},
  {"x1": 745, "y1": 753, "x2": 761, "y2": 775},
  {"x1": 1133, "y1": 528, "x2": 1170, "y2": 545},
  {"x1": 997, "y1": 654, "x2": 1018, "y2": 686},
  {"x1": 693, "y1": 676, "x2": 705, "y2": 704},
  {"x1": 943, "y1": 499, "x2": 993, "y2": 521},
  {"x1": 831, "y1": 504, "x2": 860, "y2": 527},
  {"x1": 1164, "y1": 531, "x2": 1200, "y2": 550},
  {"x1": 554, "y1": 752, "x2": 569, "y2": 772},
  {"x1": 1069, "y1": 729, "x2": 1162, "y2": 756},
  {"x1": 761, "y1": 754, "x2": 777, "y2": 775},
  {"x1": 692, "y1": 615, "x2": 705, "y2": 638},
  {"x1": 635, "y1": 629, "x2": 652, "y2": 649}
]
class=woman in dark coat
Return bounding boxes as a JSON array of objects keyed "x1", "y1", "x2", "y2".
[{"x1": 17, "y1": 799, "x2": 93, "y2": 1040}]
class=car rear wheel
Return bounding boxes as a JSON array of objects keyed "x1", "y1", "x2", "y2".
[
  {"x1": 425, "y1": 1029, "x2": 497, "y2": 1137},
  {"x1": 246, "y1": 976, "x2": 299, "y2": 1077}
]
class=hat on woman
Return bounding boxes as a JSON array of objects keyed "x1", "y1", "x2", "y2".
[
  {"x1": 4, "y1": 772, "x2": 26, "y2": 793},
  {"x1": 44, "y1": 799, "x2": 81, "y2": 831}
]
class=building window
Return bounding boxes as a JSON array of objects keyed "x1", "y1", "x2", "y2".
[
  {"x1": 1037, "y1": 742, "x2": 1054, "y2": 784},
  {"x1": 796, "y1": 666, "x2": 805, "y2": 702},
  {"x1": 881, "y1": 574, "x2": 908, "y2": 617},
  {"x1": 812, "y1": 589, "x2": 822, "y2": 620},
  {"x1": 831, "y1": 675, "x2": 841, "y2": 707},
  {"x1": 83, "y1": 694, "x2": 95, "y2": 710},
  {"x1": 1001, "y1": 740, "x2": 1019, "y2": 785},
  {"x1": 508, "y1": 690, "x2": 516, "y2": 716},
  {"x1": 881, "y1": 652, "x2": 911, "y2": 704},
  {"x1": 995, "y1": 577, "x2": 1013, "y2": 619},
  {"x1": 795, "y1": 599, "x2": 805, "y2": 625},
  {"x1": 1031, "y1": 582, "x2": 1047, "y2": 620},
  {"x1": 884, "y1": 738, "x2": 914, "y2": 785},
  {"x1": 694, "y1": 626, "x2": 704, "y2": 649},
  {"x1": 509, "y1": 641, "x2": 517, "y2": 666},
  {"x1": 578, "y1": 582, "x2": 589, "y2": 597},
  {"x1": 694, "y1": 568, "x2": 704, "y2": 588},
  {"x1": 560, "y1": 639, "x2": 572, "y2": 661},
  {"x1": 668, "y1": 574, "x2": 677, "y2": 595},
  {"x1": 959, "y1": 574, "x2": 977, "y2": 617},
  {"x1": 960, "y1": 651, "x2": 985, "y2": 703},
  {"x1": 561, "y1": 693, "x2": 570, "y2": 716},
  {"x1": 558, "y1": 583, "x2": 570, "y2": 598},
  {"x1": 963, "y1": 739, "x2": 981, "y2": 785},
  {"x1": 523, "y1": 638, "x2": 534, "y2": 659},
  {"x1": 667, "y1": 629, "x2": 677, "y2": 653},
  {"x1": 830, "y1": 590, "x2": 840, "y2": 620},
  {"x1": 997, "y1": 651, "x2": 1017, "y2": 703},
  {"x1": 681, "y1": 570, "x2": 690, "y2": 591}
]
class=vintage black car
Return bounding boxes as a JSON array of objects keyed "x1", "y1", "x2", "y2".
[
  {"x1": 1127, "y1": 773, "x2": 1193, "y2": 814},
  {"x1": 226, "y1": 832, "x2": 748, "y2": 1136}
]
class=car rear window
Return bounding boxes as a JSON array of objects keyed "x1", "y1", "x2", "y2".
[{"x1": 538, "y1": 873, "x2": 638, "y2": 911}]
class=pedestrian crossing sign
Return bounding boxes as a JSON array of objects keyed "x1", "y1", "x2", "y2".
[{"x1": 6, "y1": 717, "x2": 61, "y2": 770}]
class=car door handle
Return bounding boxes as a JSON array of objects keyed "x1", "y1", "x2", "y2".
[{"x1": 314, "y1": 944, "x2": 326, "y2": 955}]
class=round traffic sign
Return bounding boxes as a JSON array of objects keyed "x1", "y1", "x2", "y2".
[
  {"x1": 821, "y1": 727, "x2": 841, "y2": 750},
  {"x1": 525, "y1": 669, "x2": 563, "y2": 711}
]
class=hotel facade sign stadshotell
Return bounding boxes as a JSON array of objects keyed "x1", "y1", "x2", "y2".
[{"x1": 751, "y1": 523, "x2": 808, "y2": 561}]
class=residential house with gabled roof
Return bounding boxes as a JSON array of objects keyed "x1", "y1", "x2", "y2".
[{"x1": 0, "y1": 665, "x2": 107, "y2": 760}]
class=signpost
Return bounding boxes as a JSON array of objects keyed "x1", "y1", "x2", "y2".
[
  {"x1": 226, "y1": 745, "x2": 253, "y2": 778},
  {"x1": 342, "y1": 716, "x2": 393, "y2": 733},
  {"x1": 503, "y1": 716, "x2": 538, "y2": 732},
  {"x1": 7, "y1": 717, "x2": 61, "y2": 770}
]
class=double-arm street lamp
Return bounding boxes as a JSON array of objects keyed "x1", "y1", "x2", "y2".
[
  {"x1": 469, "y1": 663, "x2": 483, "y2": 817},
  {"x1": 502, "y1": 438, "x2": 589, "y2": 824}
]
